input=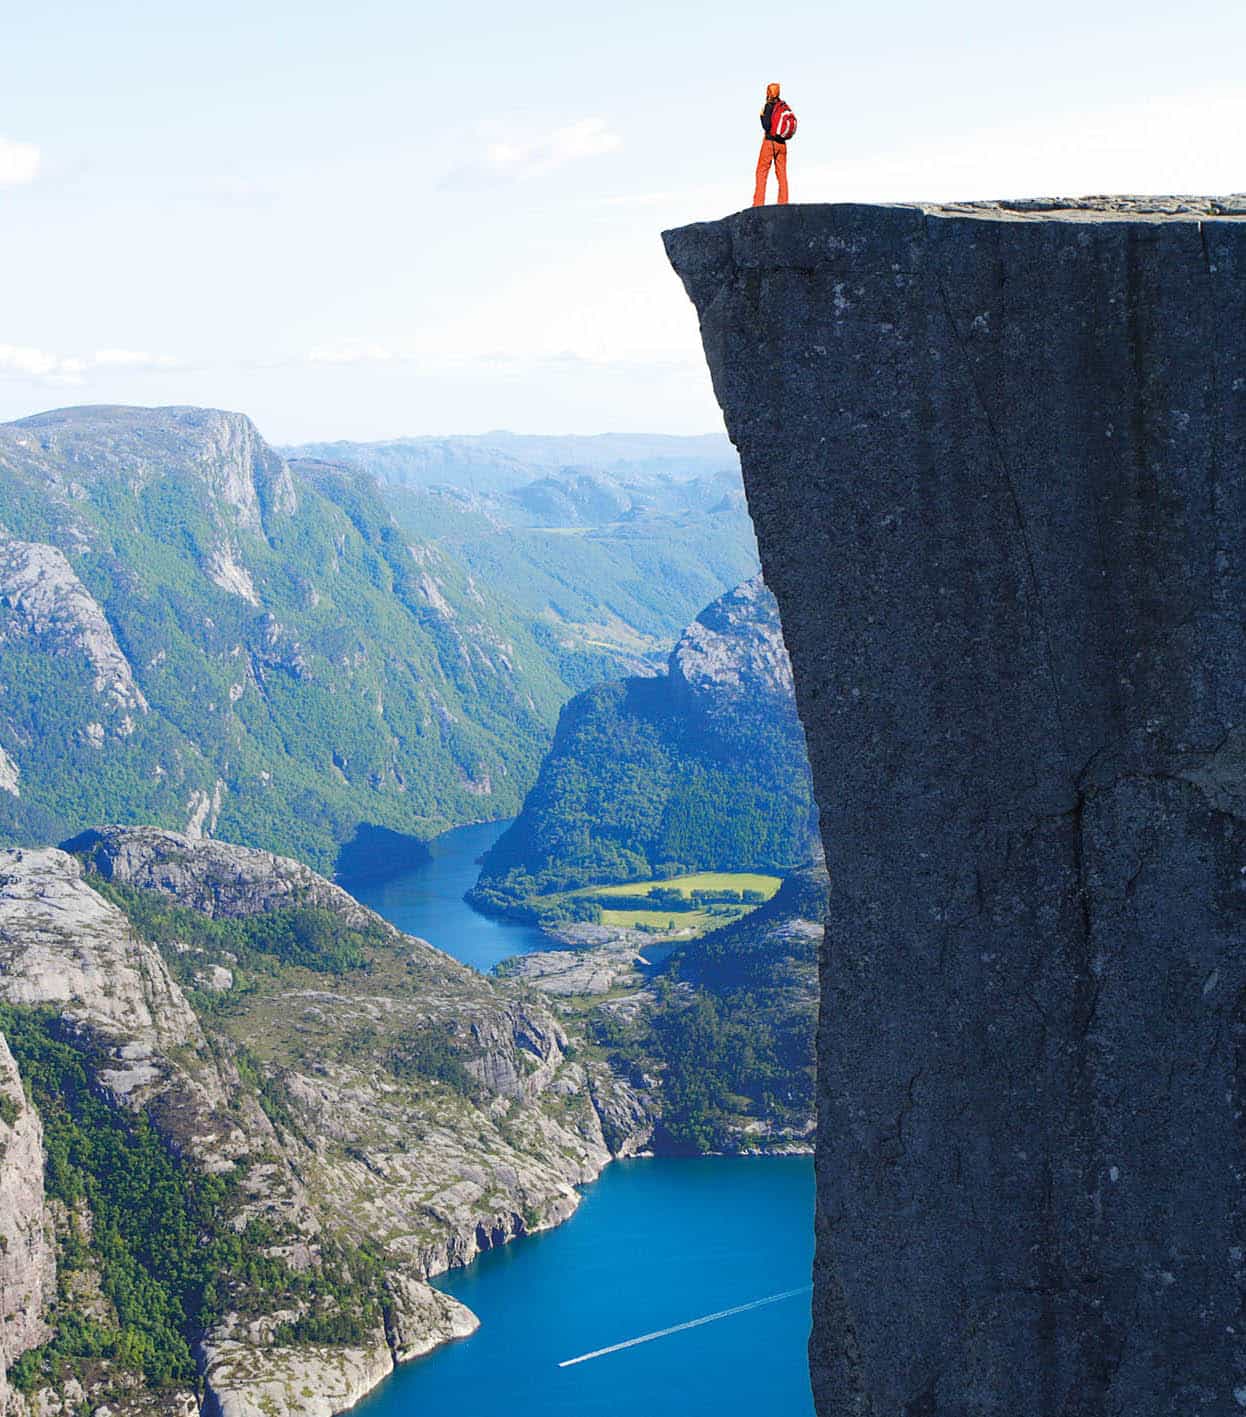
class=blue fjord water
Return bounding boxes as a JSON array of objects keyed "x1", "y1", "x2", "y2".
[
  {"x1": 346, "y1": 820, "x2": 551, "y2": 973},
  {"x1": 345, "y1": 821, "x2": 816, "y2": 1417},
  {"x1": 355, "y1": 1156, "x2": 815, "y2": 1417}
]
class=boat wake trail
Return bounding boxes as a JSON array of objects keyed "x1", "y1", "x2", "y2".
[{"x1": 557, "y1": 1284, "x2": 812, "y2": 1368}]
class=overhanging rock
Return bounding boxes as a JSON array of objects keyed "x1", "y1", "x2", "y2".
[{"x1": 665, "y1": 198, "x2": 1246, "y2": 1416}]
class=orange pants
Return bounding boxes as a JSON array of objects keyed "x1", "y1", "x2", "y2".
[{"x1": 753, "y1": 139, "x2": 788, "y2": 206}]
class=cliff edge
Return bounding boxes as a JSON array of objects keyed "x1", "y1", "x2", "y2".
[{"x1": 665, "y1": 199, "x2": 1246, "y2": 1415}]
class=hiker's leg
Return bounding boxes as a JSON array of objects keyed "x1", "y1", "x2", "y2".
[
  {"x1": 753, "y1": 141, "x2": 772, "y2": 206},
  {"x1": 775, "y1": 142, "x2": 789, "y2": 204}
]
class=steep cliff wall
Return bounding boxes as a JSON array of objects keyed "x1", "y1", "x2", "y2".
[
  {"x1": 0, "y1": 1035, "x2": 54, "y2": 1417},
  {"x1": 666, "y1": 198, "x2": 1246, "y2": 1416}
]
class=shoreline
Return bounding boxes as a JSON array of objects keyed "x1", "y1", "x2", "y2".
[
  {"x1": 276, "y1": 834, "x2": 814, "y2": 1417},
  {"x1": 321, "y1": 1149, "x2": 815, "y2": 1417}
]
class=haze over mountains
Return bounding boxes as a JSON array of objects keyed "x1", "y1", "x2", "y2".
[
  {"x1": 0, "y1": 407, "x2": 756, "y2": 872},
  {"x1": 283, "y1": 431, "x2": 738, "y2": 496},
  {"x1": 290, "y1": 430, "x2": 757, "y2": 692}
]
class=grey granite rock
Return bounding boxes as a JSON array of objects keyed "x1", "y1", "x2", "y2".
[
  {"x1": 67, "y1": 825, "x2": 378, "y2": 927},
  {"x1": 0, "y1": 1035, "x2": 54, "y2": 1417},
  {"x1": 668, "y1": 573, "x2": 796, "y2": 711},
  {"x1": 665, "y1": 199, "x2": 1246, "y2": 1416},
  {"x1": 0, "y1": 747, "x2": 17, "y2": 799},
  {"x1": 0, "y1": 534, "x2": 148, "y2": 718}
]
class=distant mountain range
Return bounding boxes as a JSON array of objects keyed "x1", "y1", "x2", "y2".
[
  {"x1": 0, "y1": 407, "x2": 757, "y2": 872},
  {"x1": 285, "y1": 432, "x2": 755, "y2": 669},
  {"x1": 282, "y1": 431, "x2": 738, "y2": 496}
]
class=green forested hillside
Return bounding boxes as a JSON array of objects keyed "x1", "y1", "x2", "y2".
[
  {"x1": 471, "y1": 578, "x2": 817, "y2": 911},
  {"x1": 0, "y1": 408, "x2": 754, "y2": 873},
  {"x1": 378, "y1": 477, "x2": 758, "y2": 685}
]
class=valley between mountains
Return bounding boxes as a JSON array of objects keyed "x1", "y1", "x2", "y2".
[{"x1": 0, "y1": 405, "x2": 820, "y2": 1417}]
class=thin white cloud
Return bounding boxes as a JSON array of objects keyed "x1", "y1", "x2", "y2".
[
  {"x1": 93, "y1": 348, "x2": 180, "y2": 369},
  {"x1": 487, "y1": 118, "x2": 622, "y2": 174},
  {"x1": 0, "y1": 137, "x2": 40, "y2": 187},
  {"x1": 306, "y1": 341, "x2": 402, "y2": 366},
  {"x1": 0, "y1": 344, "x2": 84, "y2": 383},
  {"x1": 442, "y1": 117, "x2": 622, "y2": 190},
  {"x1": 0, "y1": 344, "x2": 182, "y2": 384}
]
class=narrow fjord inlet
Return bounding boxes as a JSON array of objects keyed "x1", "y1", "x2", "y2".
[
  {"x1": 346, "y1": 822, "x2": 554, "y2": 974},
  {"x1": 0, "y1": 408, "x2": 819, "y2": 1417},
  {"x1": 348, "y1": 823, "x2": 816, "y2": 1417}
]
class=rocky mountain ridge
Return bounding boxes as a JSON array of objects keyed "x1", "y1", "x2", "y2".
[
  {"x1": 0, "y1": 829, "x2": 652, "y2": 1416},
  {"x1": 0, "y1": 407, "x2": 756, "y2": 873},
  {"x1": 0, "y1": 412, "x2": 623, "y2": 869}
]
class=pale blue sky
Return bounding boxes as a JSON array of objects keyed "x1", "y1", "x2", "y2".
[{"x1": 4, "y1": 0, "x2": 1244, "y2": 441}]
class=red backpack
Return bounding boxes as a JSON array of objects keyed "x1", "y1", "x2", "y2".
[{"x1": 769, "y1": 100, "x2": 798, "y2": 140}]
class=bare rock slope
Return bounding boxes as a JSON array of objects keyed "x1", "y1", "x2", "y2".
[
  {"x1": 0, "y1": 830, "x2": 651, "y2": 1415},
  {"x1": 666, "y1": 199, "x2": 1246, "y2": 1415},
  {"x1": 0, "y1": 1036, "x2": 55, "y2": 1417}
]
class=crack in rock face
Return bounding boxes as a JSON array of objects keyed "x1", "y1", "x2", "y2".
[{"x1": 665, "y1": 199, "x2": 1246, "y2": 1417}]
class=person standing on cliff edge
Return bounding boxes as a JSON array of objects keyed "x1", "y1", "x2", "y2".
[{"x1": 753, "y1": 82, "x2": 796, "y2": 206}]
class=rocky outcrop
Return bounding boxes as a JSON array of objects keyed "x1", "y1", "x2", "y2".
[
  {"x1": 198, "y1": 1329, "x2": 394, "y2": 1417},
  {"x1": 666, "y1": 199, "x2": 1246, "y2": 1416},
  {"x1": 0, "y1": 846, "x2": 258, "y2": 1169},
  {"x1": 204, "y1": 545, "x2": 260, "y2": 606},
  {"x1": 0, "y1": 749, "x2": 17, "y2": 799},
  {"x1": 0, "y1": 1036, "x2": 54, "y2": 1417},
  {"x1": 384, "y1": 1273, "x2": 478, "y2": 1361},
  {"x1": 67, "y1": 826, "x2": 376, "y2": 928},
  {"x1": 668, "y1": 573, "x2": 794, "y2": 712},
  {"x1": 0, "y1": 846, "x2": 204, "y2": 1052},
  {"x1": 0, "y1": 536, "x2": 147, "y2": 717},
  {"x1": 499, "y1": 933, "x2": 650, "y2": 996}
]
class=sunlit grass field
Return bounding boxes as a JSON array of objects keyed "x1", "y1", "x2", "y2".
[
  {"x1": 535, "y1": 870, "x2": 784, "y2": 936},
  {"x1": 582, "y1": 872, "x2": 783, "y2": 901}
]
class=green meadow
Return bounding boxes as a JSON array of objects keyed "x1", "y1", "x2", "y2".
[{"x1": 535, "y1": 870, "x2": 783, "y2": 936}]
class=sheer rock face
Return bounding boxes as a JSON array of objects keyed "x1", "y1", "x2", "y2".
[
  {"x1": 0, "y1": 1035, "x2": 54, "y2": 1416},
  {"x1": 2, "y1": 406, "x2": 298, "y2": 535},
  {"x1": 665, "y1": 200, "x2": 1246, "y2": 1416}
]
